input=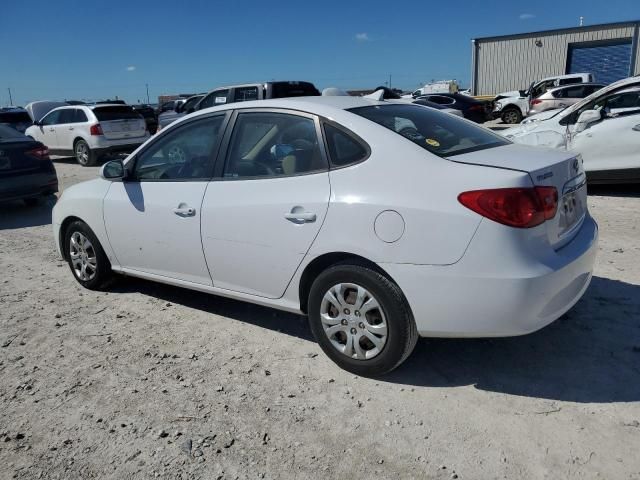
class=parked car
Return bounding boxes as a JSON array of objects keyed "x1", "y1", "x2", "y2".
[
  {"x1": 529, "y1": 83, "x2": 606, "y2": 115},
  {"x1": 26, "y1": 104, "x2": 150, "y2": 166},
  {"x1": 416, "y1": 93, "x2": 490, "y2": 123},
  {"x1": 195, "y1": 81, "x2": 320, "y2": 111},
  {"x1": 411, "y1": 99, "x2": 464, "y2": 117},
  {"x1": 502, "y1": 75, "x2": 640, "y2": 183},
  {"x1": 493, "y1": 73, "x2": 595, "y2": 124},
  {"x1": 52, "y1": 96, "x2": 597, "y2": 375},
  {"x1": 0, "y1": 109, "x2": 33, "y2": 133},
  {"x1": 0, "y1": 125, "x2": 58, "y2": 206},
  {"x1": 133, "y1": 104, "x2": 159, "y2": 134},
  {"x1": 157, "y1": 95, "x2": 204, "y2": 130},
  {"x1": 157, "y1": 99, "x2": 186, "y2": 115},
  {"x1": 410, "y1": 80, "x2": 460, "y2": 97}
]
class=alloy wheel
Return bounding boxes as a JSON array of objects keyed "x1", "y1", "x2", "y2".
[
  {"x1": 76, "y1": 142, "x2": 89, "y2": 164},
  {"x1": 320, "y1": 283, "x2": 388, "y2": 360},
  {"x1": 69, "y1": 231, "x2": 97, "y2": 281}
]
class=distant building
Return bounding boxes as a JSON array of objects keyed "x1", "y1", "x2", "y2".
[{"x1": 471, "y1": 20, "x2": 640, "y2": 95}]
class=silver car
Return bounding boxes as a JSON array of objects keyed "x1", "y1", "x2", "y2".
[{"x1": 529, "y1": 83, "x2": 606, "y2": 115}]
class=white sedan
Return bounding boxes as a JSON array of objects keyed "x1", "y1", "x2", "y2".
[
  {"x1": 52, "y1": 95, "x2": 598, "y2": 375},
  {"x1": 502, "y1": 75, "x2": 640, "y2": 184}
]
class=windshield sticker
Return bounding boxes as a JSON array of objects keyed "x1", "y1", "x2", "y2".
[{"x1": 426, "y1": 138, "x2": 440, "y2": 147}]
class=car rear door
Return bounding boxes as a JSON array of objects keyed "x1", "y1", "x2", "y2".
[
  {"x1": 200, "y1": 109, "x2": 330, "y2": 298},
  {"x1": 103, "y1": 113, "x2": 228, "y2": 285},
  {"x1": 93, "y1": 106, "x2": 146, "y2": 140}
]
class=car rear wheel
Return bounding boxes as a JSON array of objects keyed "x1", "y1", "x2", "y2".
[
  {"x1": 64, "y1": 220, "x2": 112, "y2": 290},
  {"x1": 74, "y1": 139, "x2": 97, "y2": 166},
  {"x1": 308, "y1": 263, "x2": 418, "y2": 376},
  {"x1": 501, "y1": 108, "x2": 522, "y2": 124}
]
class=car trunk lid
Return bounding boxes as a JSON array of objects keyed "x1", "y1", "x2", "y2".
[
  {"x1": 0, "y1": 139, "x2": 44, "y2": 176},
  {"x1": 450, "y1": 143, "x2": 587, "y2": 249}
]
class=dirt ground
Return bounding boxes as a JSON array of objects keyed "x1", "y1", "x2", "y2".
[{"x1": 1, "y1": 159, "x2": 639, "y2": 480}]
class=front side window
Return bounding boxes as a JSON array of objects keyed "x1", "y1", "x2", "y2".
[
  {"x1": 350, "y1": 104, "x2": 509, "y2": 157},
  {"x1": 571, "y1": 88, "x2": 640, "y2": 122},
  {"x1": 224, "y1": 112, "x2": 326, "y2": 178},
  {"x1": 234, "y1": 87, "x2": 259, "y2": 102},
  {"x1": 133, "y1": 115, "x2": 225, "y2": 181},
  {"x1": 323, "y1": 123, "x2": 368, "y2": 167},
  {"x1": 40, "y1": 110, "x2": 62, "y2": 126},
  {"x1": 563, "y1": 86, "x2": 587, "y2": 98}
]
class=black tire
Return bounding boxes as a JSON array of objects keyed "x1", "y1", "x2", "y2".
[
  {"x1": 307, "y1": 263, "x2": 418, "y2": 376},
  {"x1": 501, "y1": 107, "x2": 523, "y2": 124},
  {"x1": 74, "y1": 139, "x2": 98, "y2": 166},
  {"x1": 63, "y1": 220, "x2": 113, "y2": 290}
]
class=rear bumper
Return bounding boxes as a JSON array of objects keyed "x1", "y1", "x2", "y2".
[
  {"x1": 381, "y1": 215, "x2": 598, "y2": 337},
  {"x1": 0, "y1": 172, "x2": 58, "y2": 203}
]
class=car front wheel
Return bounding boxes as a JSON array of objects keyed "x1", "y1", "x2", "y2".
[
  {"x1": 308, "y1": 263, "x2": 418, "y2": 376},
  {"x1": 501, "y1": 108, "x2": 522, "y2": 124},
  {"x1": 64, "y1": 220, "x2": 112, "y2": 289}
]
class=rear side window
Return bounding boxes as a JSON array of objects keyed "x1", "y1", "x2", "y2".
[
  {"x1": 73, "y1": 109, "x2": 88, "y2": 122},
  {"x1": 198, "y1": 90, "x2": 229, "y2": 110},
  {"x1": 349, "y1": 104, "x2": 509, "y2": 157},
  {"x1": 323, "y1": 124, "x2": 368, "y2": 167},
  {"x1": 58, "y1": 109, "x2": 76, "y2": 124},
  {"x1": 0, "y1": 112, "x2": 31, "y2": 123},
  {"x1": 93, "y1": 106, "x2": 141, "y2": 121},
  {"x1": 234, "y1": 87, "x2": 259, "y2": 102}
]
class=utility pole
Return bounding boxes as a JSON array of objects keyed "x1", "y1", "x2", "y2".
[
  {"x1": 7, "y1": 87, "x2": 13, "y2": 106},
  {"x1": 146, "y1": 83, "x2": 150, "y2": 104},
  {"x1": 389, "y1": 74, "x2": 392, "y2": 89}
]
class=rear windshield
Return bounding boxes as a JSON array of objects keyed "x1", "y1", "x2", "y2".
[
  {"x1": 0, "y1": 124, "x2": 29, "y2": 140},
  {"x1": 0, "y1": 112, "x2": 31, "y2": 124},
  {"x1": 93, "y1": 106, "x2": 141, "y2": 121},
  {"x1": 271, "y1": 82, "x2": 320, "y2": 98},
  {"x1": 349, "y1": 104, "x2": 509, "y2": 157}
]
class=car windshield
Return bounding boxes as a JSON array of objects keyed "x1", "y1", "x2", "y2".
[
  {"x1": 0, "y1": 112, "x2": 31, "y2": 123},
  {"x1": 349, "y1": 104, "x2": 509, "y2": 157},
  {"x1": 93, "y1": 106, "x2": 141, "y2": 121}
]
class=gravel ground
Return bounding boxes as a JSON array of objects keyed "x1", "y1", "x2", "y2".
[{"x1": 1, "y1": 160, "x2": 639, "y2": 480}]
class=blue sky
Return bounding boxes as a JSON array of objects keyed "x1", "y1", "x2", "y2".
[{"x1": 1, "y1": 0, "x2": 638, "y2": 105}]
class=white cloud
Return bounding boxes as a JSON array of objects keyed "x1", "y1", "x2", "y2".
[
  {"x1": 519, "y1": 13, "x2": 535, "y2": 20},
  {"x1": 126, "y1": 66, "x2": 136, "y2": 71},
  {"x1": 355, "y1": 33, "x2": 371, "y2": 42}
]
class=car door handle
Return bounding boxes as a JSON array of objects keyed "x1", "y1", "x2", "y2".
[
  {"x1": 173, "y1": 205, "x2": 196, "y2": 217},
  {"x1": 48, "y1": 128, "x2": 55, "y2": 132},
  {"x1": 633, "y1": 124, "x2": 640, "y2": 132},
  {"x1": 284, "y1": 208, "x2": 316, "y2": 224},
  {"x1": 68, "y1": 126, "x2": 74, "y2": 130}
]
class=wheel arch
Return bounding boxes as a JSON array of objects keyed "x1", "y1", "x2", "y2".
[
  {"x1": 59, "y1": 216, "x2": 85, "y2": 260},
  {"x1": 298, "y1": 252, "x2": 398, "y2": 314}
]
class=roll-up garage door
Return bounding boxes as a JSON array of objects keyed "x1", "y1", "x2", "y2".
[{"x1": 567, "y1": 41, "x2": 633, "y2": 85}]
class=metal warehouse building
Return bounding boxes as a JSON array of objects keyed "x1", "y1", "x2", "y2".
[{"x1": 471, "y1": 20, "x2": 640, "y2": 95}]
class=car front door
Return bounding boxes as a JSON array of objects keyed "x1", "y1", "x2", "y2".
[
  {"x1": 570, "y1": 90, "x2": 640, "y2": 174},
  {"x1": 36, "y1": 110, "x2": 62, "y2": 151},
  {"x1": 200, "y1": 109, "x2": 330, "y2": 298},
  {"x1": 103, "y1": 113, "x2": 228, "y2": 285}
]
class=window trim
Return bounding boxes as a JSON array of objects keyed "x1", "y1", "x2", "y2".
[
  {"x1": 320, "y1": 119, "x2": 371, "y2": 170},
  {"x1": 125, "y1": 111, "x2": 231, "y2": 183},
  {"x1": 213, "y1": 107, "x2": 330, "y2": 182}
]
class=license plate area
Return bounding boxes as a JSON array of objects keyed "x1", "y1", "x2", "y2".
[{"x1": 558, "y1": 190, "x2": 585, "y2": 234}]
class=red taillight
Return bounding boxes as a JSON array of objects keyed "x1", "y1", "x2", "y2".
[
  {"x1": 90, "y1": 123, "x2": 103, "y2": 135},
  {"x1": 458, "y1": 187, "x2": 558, "y2": 228},
  {"x1": 26, "y1": 146, "x2": 50, "y2": 160},
  {"x1": 469, "y1": 104, "x2": 484, "y2": 111},
  {"x1": 530, "y1": 99, "x2": 543, "y2": 106}
]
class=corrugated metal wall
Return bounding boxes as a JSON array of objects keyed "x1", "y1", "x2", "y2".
[{"x1": 474, "y1": 24, "x2": 639, "y2": 95}]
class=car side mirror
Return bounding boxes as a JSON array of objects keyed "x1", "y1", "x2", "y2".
[
  {"x1": 174, "y1": 103, "x2": 183, "y2": 113},
  {"x1": 100, "y1": 159, "x2": 126, "y2": 181},
  {"x1": 575, "y1": 109, "x2": 602, "y2": 133},
  {"x1": 33, "y1": 120, "x2": 41, "y2": 126}
]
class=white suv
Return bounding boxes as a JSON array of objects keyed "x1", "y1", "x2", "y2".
[{"x1": 26, "y1": 104, "x2": 149, "y2": 166}]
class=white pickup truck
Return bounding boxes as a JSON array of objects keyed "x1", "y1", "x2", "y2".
[{"x1": 493, "y1": 73, "x2": 594, "y2": 124}]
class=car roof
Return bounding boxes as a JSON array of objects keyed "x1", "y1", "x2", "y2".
[
  {"x1": 548, "y1": 82, "x2": 606, "y2": 91},
  {"x1": 187, "y1": 95, "x2": 387, "y2": 119}
]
